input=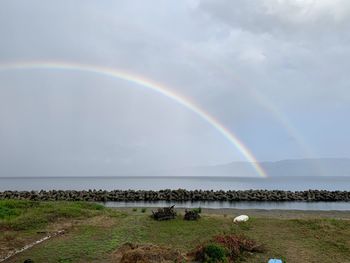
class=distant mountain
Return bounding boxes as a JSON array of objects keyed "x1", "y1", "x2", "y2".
[
  {"x1": 261, "y1": 158, "x2": 350, "y2": 177},
  {"x1": 3, "y1": 158, "x2": 350, "y2": 178},
  {"x1": 146, "y1": 158, "x2": 350, "y2": 178}
]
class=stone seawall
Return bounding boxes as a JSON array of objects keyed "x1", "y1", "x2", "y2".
[{"x1": 0, "y1": 189, "x2": 349, "y2": 202}]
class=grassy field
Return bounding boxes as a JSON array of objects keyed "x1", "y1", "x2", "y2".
[{"x1": 1, "y1": 200, "x2": 350, "y2": 263}]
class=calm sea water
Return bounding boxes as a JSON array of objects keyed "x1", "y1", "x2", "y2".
[
  {"x1": 0, "y1": 176, "x2": 349, "y2": 191},
  {"x1": 103, "y1": 201, "x2": 350, "y2": 211}
]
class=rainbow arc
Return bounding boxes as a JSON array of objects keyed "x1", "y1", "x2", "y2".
[{"x1": 0, "y1": 61, "x2": 267, "y2": 178}]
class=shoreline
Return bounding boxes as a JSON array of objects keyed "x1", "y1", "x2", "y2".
[
  {"x1": 1, "y1": 189, "x2": 350, "y2": 201},
  {"x1": 115, "y1": 207, "x2": 350, "y2": 219}
]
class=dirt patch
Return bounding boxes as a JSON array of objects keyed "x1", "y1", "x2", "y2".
[
  {"x1": 0, "y1": 230, "x2": 65, "y2": 262},
  {"x1": 0, "y1": 219, "x2": 74, "y2": 260},
  {"x1": 112, "y1": 243, "x2": 185, "y2": 263}
]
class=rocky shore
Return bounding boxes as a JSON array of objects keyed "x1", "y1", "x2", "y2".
[{"x1": 0, "y1": 189, "x2": 349, "y2": 202}]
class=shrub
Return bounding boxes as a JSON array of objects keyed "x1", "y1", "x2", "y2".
[
  {"x1": 213, "y1": 234, "x2": 264, "y2": 259},
  {"x1": 194, "y1": 243, "x2": 228, "y2": 263},
  {"x1": 141, "y1": 208, "x2": 147, "y2": 213},
  {"x1": 184, "y1": 209, "x2": 201, "y2": 221},
  {"x1": 192, "y1": 207, "x2": 202, "y2": 214},
  {"x1": 132, "y1": 208, "x2": 137, "y2": 212},
  {"x1": 191, "y1": 234, "x2": 264, "y2": 262}
]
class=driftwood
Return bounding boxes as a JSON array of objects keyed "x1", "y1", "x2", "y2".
[{"x1": 152, "y1": 205, "x2": 176, "y2": 220}]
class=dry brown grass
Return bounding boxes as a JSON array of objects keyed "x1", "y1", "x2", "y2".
[{"x1": 112, "y1": 243, "x2": 185, "y2": 263}]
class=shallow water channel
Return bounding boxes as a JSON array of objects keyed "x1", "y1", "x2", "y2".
[{"x1": 102, "y1": 200, "x2": 350, "y2": 211}]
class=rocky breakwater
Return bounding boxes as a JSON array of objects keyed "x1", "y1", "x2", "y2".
[{"x1": 0, "y1": 189, "x2": 349, "y2": 202}]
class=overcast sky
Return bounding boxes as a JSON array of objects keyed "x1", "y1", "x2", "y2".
[{"x1": 0, "y1": 0, "x2": 350, "y2": 177}]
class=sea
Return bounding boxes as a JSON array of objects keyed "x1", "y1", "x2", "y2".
[
  {"x1": 1, "y1": 176, "x2": 350, "y2": 191},
  {"x1": 1, "y1": 176, "x2": 350, "y2": 210}
]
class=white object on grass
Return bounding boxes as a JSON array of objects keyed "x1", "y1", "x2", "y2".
[{"x1": 233, "y1": 215, "x2": 249, "y2": 222}]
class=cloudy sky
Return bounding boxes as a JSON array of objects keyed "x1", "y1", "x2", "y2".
[{"x1": 0, "y1": 0, "x2": 349, "y2": 176}]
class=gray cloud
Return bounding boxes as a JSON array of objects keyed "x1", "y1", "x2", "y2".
[{"x1": 0, "y1": 0, "x2": 350, "y2": 176}]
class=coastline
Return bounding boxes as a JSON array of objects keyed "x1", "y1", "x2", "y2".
[
  {"x1": 115, "y1": 207, "x2": 350, "y2": 219},
  {"x1": 1, "y1": 189, "x2": 350, "y2": 201}
]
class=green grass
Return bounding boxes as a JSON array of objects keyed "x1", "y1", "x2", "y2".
[
  {"x1": 0, "y1": 200, "x2": 104, "y2": 231},
  {"x1": 140, "y1": 215, "x2": 232, "y2": 250},
  {"x1": 227, "y1": 217, "x2": 350, "y2": 262},
  {"x1": 1, "y1": 201, "x2": 350, "y2": 263},
  {"x1": 27, "y1": 225, "x2": 118, "y2": 262}
]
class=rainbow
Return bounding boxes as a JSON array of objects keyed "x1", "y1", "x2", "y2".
[
  {"x1": 175, "y1": 42, "x2": 318, "y2": 161},
  {"x1": 0, "y1": 61, "x2": 267, "y2": 178}
]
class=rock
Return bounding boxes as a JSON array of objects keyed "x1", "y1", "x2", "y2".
[{"x1": 0, "y1": 189, "x2": 349, "y2": 202}]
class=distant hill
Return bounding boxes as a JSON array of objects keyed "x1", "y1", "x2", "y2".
[
  {"x1": 260, "y1": 158, "x2": 350, "y2": 177},
  {"x1": 2, "y1": 158, "x2": 350, "y2": 178},
  {"x1": 147, "y1": 158, "x2": 350, "y2": 178}
]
